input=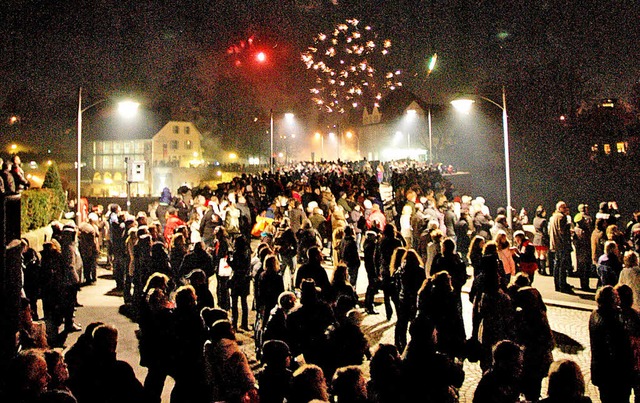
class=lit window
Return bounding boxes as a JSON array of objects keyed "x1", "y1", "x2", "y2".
[
  {"x1": 185, "y1": 126, "x2": 190, "y2": 134},
  {"x1": 102, "y1": 156, "x2": 112, "y2": 169},
  {"x1": 113, "y1": 155, "x2": 123, "y2": 170},
  {"x1": 617, "y1": 142, "x2": 627, "y2": 154},
  {"x1": 103, "y1": 141, "x2": 112, "y2": 153},
  {"x1": 113, "y1": 142, "x2": 122, "y2": 154},
  {"x1": 134, "y1": 141, "x2": 145, "y2": 153},
  {"x1": 123, "y1": 142, "x2": 132, "y2": 154},
  {"x1": 185, "y1": 140, "x2": 192, "y2": 150},
  {"x1": 591, "y1": 144, "x2": 599, "y2": 152},
  {"x1": 603, "y1": 144, "x2": 611, "y2": 155},
  {"x1": 170, "y1": 140, "x2": 179, "y2": 150},
  {"x1": 173, "y1": 125, "x2": 179, "y2": 134}
]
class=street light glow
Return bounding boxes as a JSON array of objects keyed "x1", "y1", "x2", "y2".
[
  {"x1": 256, "y1": 51, "x2": 267, "y2": 63},
  {"x1": 406, "y1": 109, "x2": 417, "y2": 118},
  {"x1": 451, "y1": 99, "x2": 475, "y2": 114},
  {"x1": 315, "y1": 132, "x2": 321, "y2": 139},
  {"x1": 346, "y1": 131, "x2": 353, "y2": 139},
  {"x1": 284, "y1": 113, "x2": 295, "y2": 122},
  {"x1": 118, "y1": 100, "x2": 140, "y2": 119}
]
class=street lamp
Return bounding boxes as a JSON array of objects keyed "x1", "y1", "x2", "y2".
[
  {"x1": 451, "y1": 86, "x2": 512, "y2": 228},
  {"x1": 269, "y1": 111, "x2": 294, "y2": 173},
  {"x1": 77, "y1": 88, "x2": 138, "y2": 224}
]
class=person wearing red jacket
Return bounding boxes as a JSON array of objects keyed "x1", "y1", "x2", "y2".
[{"x1": 163, "y1": 207, "x2": 185, "y2": 245}]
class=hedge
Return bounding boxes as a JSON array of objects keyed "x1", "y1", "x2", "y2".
[{"x1": 20, "y1": 189, "x2": 63, "y2": 233}]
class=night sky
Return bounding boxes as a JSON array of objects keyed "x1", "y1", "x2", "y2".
[{"x1": 2, "y1": 0, "x2": 639, "y2": 209}]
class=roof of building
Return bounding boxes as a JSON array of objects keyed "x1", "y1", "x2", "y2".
[{"x1": 376, "y1": 88, "x2": 431, "y2": 123}]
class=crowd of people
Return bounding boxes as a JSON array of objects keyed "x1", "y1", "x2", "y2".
[
  {"x1": 0, "y1": 154, "x2": 31, "y2": 194},
  {"x1": 3, "y1": 159, "x2": 640, "y2": 402}
]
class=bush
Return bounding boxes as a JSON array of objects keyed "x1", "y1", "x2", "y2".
[
  {"x1": 42, "y1": 161, "x2": 67, "y2": 220},
  {"x1": 21, "y1": 189, "x2": 61, "y2": 233}
]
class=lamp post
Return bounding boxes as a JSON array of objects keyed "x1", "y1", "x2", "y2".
[
  {"x1": 428, "y1": 108, "x2": 433, "y2": 165},
  {"x1": 269, "y1": 110, "x2": 274, "y2": 173},
  {"x1": 269, "y1": 111, "x2": 294, "y2": 173},
  {"x1": 451, "y1": 86, "x2": 512, "y2": 228},
  {"x1": 426, "y1": 53, "x2": 437, "y2": 165},
  {"x1": 77, "y1": 88, "x2": 139, "y2": 224}
]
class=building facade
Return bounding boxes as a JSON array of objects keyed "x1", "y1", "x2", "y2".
[{"x1": 88, "y1": 121, "x2": 203, "y2": 197}]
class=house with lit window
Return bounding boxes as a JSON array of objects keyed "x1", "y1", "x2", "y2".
[
  {"x1": 577, "y1": 98, "x2": 640, "y2": 160},
  {"x1": 87, "y1": 121, "x2": 203, "y2": 197}
]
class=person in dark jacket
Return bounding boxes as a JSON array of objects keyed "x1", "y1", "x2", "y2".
[
  {"x1": 418, "y1": 271, "x2": 466, "y2": 359},
  {"x1": 168, "y1": 233, "x2": 188, "y2": 284},
  {"x1": 375, "y1": 224, "x2": 403, "y2": 320},
  {"x1": 362, "y1": 230, "x2": 380, "y2": 314},
  {"x1": 138, "y1": 287, "x2": 174, "y2": 403},
  {"x1": 180, "y1": 241, "x2": 214, "y2": 279},
  {"x1": 367, "y1": 344, "x2": 404, "y2": 403},
  {"x1": 338, "y1": 226, "x2": 361, "y2": 286},
  {"x1": 402, "y1": 316, "x2": 465, "y2": 403},
  {"x1": 540, "y1": 359, "x2": 592, "y2": 403},
  {"x1": 185, "y1": 268, "x2": 215, "y2": 312},
  {"x1": 473, "y1": 340, "x2": 524, "y2": 403},
  {"x1": 0, "y1": 159, "x2": 16, "y2": 193},
  {"x1": 257, "y1": 255, "x2": 285, "y2": 326},
  {"x1": 513, "y1": 284, "x2": 555, "y2": 401},
  {"x1": 394, "y1": 249, "x2": 426, "y2": 353},
  {"x1": 286, "y1": 279, "x2": 335, "y2": 365},
  {"x1": 296, "y1": 219, "x2": 321, "y2": 266},
  {"x1": 150, "y1": 242, "x2": 172, "y2": 283},
  {"x1": 533, "y1": 205, "x2": 550, "y2": 276},
  {"x1": 455, "y1": 211, "x2": 471, "y2": 262},
  {"x1": 78, "y1": 217, "x2": 99, "y2": 285},
  {"x1": 171, "y1": 285, "x2": 208, "y2": 403},
  {"x1": 274, "y1": 219, "x2": 298, "y2": 290},
  {"x1": 199, "y1": 204, "x2": 222, "y2": 248},
  {"x1": 70, "y1": 324, "x2": 145, "y2": 403},
  {"x1": 256, "y1": 340, "x2": 293, "y2": 403},
  {"x1": 294, "y1": 246, "x2": 331, "y2": 301},
  {"x1": 589, "y1": 285, "x2": 633, "y2": 403},
  {"x1": 230, "y1": 235, "x2": 252, "y2": 331}
]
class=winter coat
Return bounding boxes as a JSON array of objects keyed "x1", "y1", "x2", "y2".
[
  {"x1": 204, "y1": 338, "x2": 256, "y2": 402},
  {"x1": 589, "y1": 306, "x2": 634, "y2": 388},
  {"x1": 230, "y1": 248, "x2": 252, "y2": 296},
  {"x1": 339, "y1": 234, "x2": 360, "y2": 269}
]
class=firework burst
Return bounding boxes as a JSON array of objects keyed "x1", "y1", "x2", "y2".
[{"x1": 301, "y1": 19, "x2": 401, "y2": 113}]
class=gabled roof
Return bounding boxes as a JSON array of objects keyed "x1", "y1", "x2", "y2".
[{"x1": 376, "y1": 88, "x2": 431, "y2": 123}]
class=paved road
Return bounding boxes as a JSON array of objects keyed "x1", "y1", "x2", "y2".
[{"x1": 60, "y1": 255, "x2": 610, "y2": 403}]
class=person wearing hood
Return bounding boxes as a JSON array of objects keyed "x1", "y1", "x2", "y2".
[{"x1": 156, "y1": 187, "x2": 172, "y2": 230}]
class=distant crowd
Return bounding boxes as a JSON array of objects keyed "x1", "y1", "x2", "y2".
[{"x1": 4, "y1": 159, "x2": 640, "y2": 403}]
